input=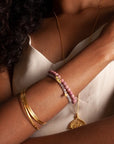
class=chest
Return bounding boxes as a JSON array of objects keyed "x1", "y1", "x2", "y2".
[{"x1": 30, "y1": 7, "x2": 113, "y2": 64}]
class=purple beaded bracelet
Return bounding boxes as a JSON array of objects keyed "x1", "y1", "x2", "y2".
[{"x1": 48, "y1": 70, "x2": 77, "y2": 104}]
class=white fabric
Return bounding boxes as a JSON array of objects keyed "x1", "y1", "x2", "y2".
[{"x1": 13, "y1": 26, "x2": 114, "y2": 137}]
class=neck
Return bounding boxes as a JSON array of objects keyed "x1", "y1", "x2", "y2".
[
  {"x1": 54, "y1": 0, "x2": 101, "y2": 14},
  {"x1": 81, "y1": 0, "x2": 101, "y2": 9}
]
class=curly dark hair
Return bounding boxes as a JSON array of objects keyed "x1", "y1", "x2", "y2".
[{"x1": 0, "y1": 0, "x2": 53, "y2": 70}]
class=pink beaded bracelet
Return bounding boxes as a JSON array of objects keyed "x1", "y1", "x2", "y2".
[
  {"x1": 48, "y1": 72, "x2": 72, "y2": 103},
  {"x1": 48, "y1": 70, "x2": 77, "y2": 104}
]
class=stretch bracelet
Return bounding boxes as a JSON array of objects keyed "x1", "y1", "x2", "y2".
[
  {"x1": 48, "y1": 72, "x2": 72, "y2": 103},
  {"x1": 20, "y1": 90, "x2": 46, "y2": 130},
  {"x1": 48, "y1": 70, "x2": 77, "y2": 104}
]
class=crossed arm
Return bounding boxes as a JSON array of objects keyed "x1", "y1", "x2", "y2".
[
  {"x1": 0, "y1": 21, "x2": 114, "y2": 144},
  {"x1": 23, "y1": 115, "x2": 114, "y2": 144}
]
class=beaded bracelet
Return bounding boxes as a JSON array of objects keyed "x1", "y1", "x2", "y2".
[
  {"x1": 48, "y1": 70, "x2": 77, "y2": 104},
  {"x1": 48, "y1": 72, "x2": 72, "y2": 103}
]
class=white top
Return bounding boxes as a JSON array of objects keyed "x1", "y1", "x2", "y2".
[{"x1": 13, "y1": 25, "x2": 114, "y2": 137}]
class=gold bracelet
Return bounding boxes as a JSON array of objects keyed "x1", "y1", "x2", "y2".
[
  {"x1": 22, "y1": 90, "x2": 46, "y2": 125},
  {"x1": 20, "y1": 90, "x2": 46, "y2": 130},
  {"x1": 20, "y1": 92, "x2": 39, "y2": 130}
]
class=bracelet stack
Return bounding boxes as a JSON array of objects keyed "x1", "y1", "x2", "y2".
[
  {"x1": 19, "y1": 90, "x2": 46, "y2": 130},
  {"x1": 48, "y1": 70, "x2": 77, "y2": 104}
]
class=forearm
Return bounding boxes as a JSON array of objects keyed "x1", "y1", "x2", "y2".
[
  {"x1": 0, "y1": 39, "x2": 112, "y2": 144},
  {"x1": 23, "y1": 115, "x2": 114, "y2": 144},
  {"x1": 57, "y1": 39, "x2": 111, "y2": 94}
]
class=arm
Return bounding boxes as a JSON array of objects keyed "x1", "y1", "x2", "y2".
[
  {"x1": 0, "y1": 21, "x2": 114, "y2": 144},
  {"x1": 23, "y1": 115, "x2": 114, "y2": 144},
  {"x1": 0, "y1": 67, "x2": 12, "y2": 105}
]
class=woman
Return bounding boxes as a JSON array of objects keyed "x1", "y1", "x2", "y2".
[{"x1": 0, "y1": 0, "x2": 114, "y2": 144}]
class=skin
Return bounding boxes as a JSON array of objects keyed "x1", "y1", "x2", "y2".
[
  {"x1": 0, "y1": 0, "x2": 114, "y2": 143},
  {"x1": 56, "y1": 0, "x2": 114, "y2": 13},
  {"x1": 31, "y1": 7, "x2": 114, "y2": 63},
  {"x1": 0, "y1": 21, "x2": 114, "y2": 144},
  {"x1": 0, "y1": 68, "x2": 11, "y2": 104},
  {"x1": 23, "y1": 116, "x2": 114, "y2": 144}
]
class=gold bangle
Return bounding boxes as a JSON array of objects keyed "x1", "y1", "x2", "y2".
[
  {"x1": 20, "y1": 90, "x2": 46, "y2": 130},
  {"x1": 20, "y1": 92, "x2": 39, "y2": 130},
  {"x1": 22, "y1": 90, "x2": 46, "y2": 125}
]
